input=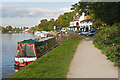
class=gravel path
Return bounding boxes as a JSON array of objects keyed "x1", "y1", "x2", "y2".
[{"x1": 67, "y1": 38, "x2": 118, "y2": 78}]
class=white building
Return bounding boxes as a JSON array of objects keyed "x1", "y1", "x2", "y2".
[{"x1": 69, "y1": 12, "x2": 93, "y2": 32}]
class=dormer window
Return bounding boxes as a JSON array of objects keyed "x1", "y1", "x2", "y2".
[{"x1": 76, "y1": 22, "x2": 79, "y2": 26}]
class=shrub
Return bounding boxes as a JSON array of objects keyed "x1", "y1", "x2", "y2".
[
  {"x1": 57, "y1": 33, "x2": 81, "y2": 44},
  {"x1": 93, "y1": 23, "x2": 120, "y2": 67}
]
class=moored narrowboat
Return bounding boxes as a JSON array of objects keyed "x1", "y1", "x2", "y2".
[{"x1": 14, "y1": 37, "x2": 58, "y2": 72}]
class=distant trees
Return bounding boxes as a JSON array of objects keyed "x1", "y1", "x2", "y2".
[
  {"x1": 29, "y1": 18, "x2": 55, "y2": 31},
  {"x1": 29, "y1": 12, "x2": 75, "y2": 32},
  {"x1": 6, "y1": 25, "x2": 12, "y2": 31},
  {"x1": 2, "y1": 27, "x2": 8, "y2": 33},
  {"x1": 1, "y1": 25, "x2": 23, "y2": 33},
  {"x1": 23, "y1": 27, "x2": 29, "y2": 30}
]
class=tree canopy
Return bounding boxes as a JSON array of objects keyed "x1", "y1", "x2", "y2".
[
  {"x1": 6, "y1": 25, "x2": 12, "y2": 31},
  {"x1": 71, "y1": 2, "x2": 120, "y2": 26},
  {"x1": 29, "y1": 12, "x2": 75, "y2": 32}
]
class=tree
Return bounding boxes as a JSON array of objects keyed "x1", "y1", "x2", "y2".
[
  {"x1": 50, "y1": 18, "x2": 55, "y2": 21},
  {"x1": 6, "y1": 25, "x2": 12, "y2": 31},
  {"x1": 56, "y1": 15, "x2": 62, "y2": 28},
  {"x1": 20, "y1": 27, "x2": 23, "y2": 31},
  {"x1": 55, "y1": 12, "x2": 75, "y2": 28},
  {"x1": 2, "y1": 27, "x2": 8, "y2": 33},
  {"x1": 29, "y1": 27, "x2": 36, "y2": 32},
  {"x1": 23, "y1": 27, "x2": 29, "y2": 30},
  {"x1": 32, "y1": 12, "x2": 74, "y2": 31},
  {"x1": 47, "y1": 18, "x2": 55, "y2": 30},
  {"x1": 0, "y1": 26, "x2": 2, "y2": 30},
  {"x1": 89, "y1": 2, "x2": 120, "y2": 25},
  {"x1": 40, "y1": 19, "x2": 48, "y2": 27},
  {"x1": 71, "y1": 2, "x2": 90, "y2": 15},
  {"x1": 71, "y1": 2, "x2": 120, "y2": 26}
]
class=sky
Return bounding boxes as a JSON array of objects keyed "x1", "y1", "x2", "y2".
[
  {"x1": 2, "y1": 0, "x2": 118, "y2": 28},
  {"x1": 0, "y1": 1, "x2": 79, "y2": 28}
]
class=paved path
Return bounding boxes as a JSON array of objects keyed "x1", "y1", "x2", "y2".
[
  {"x1": 118, "y1": 68, "x2": 120, "y2": 80},
  {"x1": 67, "y1": 38, "x2": 118, "y2": 78}
]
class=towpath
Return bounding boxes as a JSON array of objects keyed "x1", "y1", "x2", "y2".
[{"x1": 67, "y1": 37, "x2": 118, "y2": 78}]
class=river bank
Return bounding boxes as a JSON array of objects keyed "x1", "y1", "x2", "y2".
[{"x1": 7, "y1": 37, "x2": 84, "y2": 78}]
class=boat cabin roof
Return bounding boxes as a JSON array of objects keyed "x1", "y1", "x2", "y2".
[{"x1": 18, "y1": 37, "x2": 54, "y2": 43}]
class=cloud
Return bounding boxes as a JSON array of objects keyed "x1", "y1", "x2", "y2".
[
  {"x1": 1, "y1": 5, "x2": 72, "y2": 18},
  {"x1": 1, "y1": 4, "x2": 72, "y2": 27}
]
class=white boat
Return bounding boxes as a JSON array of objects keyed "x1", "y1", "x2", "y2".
[{"x1": 34, "y1": 31, "x2": 49, "y2": 38}]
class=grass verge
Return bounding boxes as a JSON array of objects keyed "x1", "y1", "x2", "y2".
[{"x1": 7, "y1": 37, "x2": 84, "y2": 78}]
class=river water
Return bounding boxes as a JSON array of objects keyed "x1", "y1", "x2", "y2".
[{"x1": 0, "y1": 33, "x2": 37, "y2": 78}]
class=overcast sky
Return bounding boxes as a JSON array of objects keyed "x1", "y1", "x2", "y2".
[{"x1": 1, "y1": 1, "x2": 79, "y2": 28}]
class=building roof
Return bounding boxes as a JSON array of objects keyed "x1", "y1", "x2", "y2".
[
  {"x1": 85, "y1": 15, "x2": 90, "y2": 20},
  {"x1": 80, "y1": 19, "x2": 92, "y2": 22}
]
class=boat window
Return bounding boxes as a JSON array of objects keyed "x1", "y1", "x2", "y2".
[
  {"x1": 25, "y1": 44, "x2": 35, "y2": 56},
  {"x1": 21, "y1": 45, "x2": 27, "y2": 57},
  {"x1": 36, "y1": 42, "x2": 45, "y2": 54},
  {"x1": 76, "y1": 22, "x2": 79, "y2": 26},
  {"x1": 16, "y1": 43, "x2": 35, "y2": 57}
]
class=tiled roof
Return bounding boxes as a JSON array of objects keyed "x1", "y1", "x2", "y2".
[
  {"x1": 80, "y1": 19, "x2": 92, "y2": 22},
  {"x1": 85, "y1": 15, "x2": 90, "y2": 20}
]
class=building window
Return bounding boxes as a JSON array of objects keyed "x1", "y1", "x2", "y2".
[{"x1": 76, "y1": 22, "x2": 79, "y2": 26}]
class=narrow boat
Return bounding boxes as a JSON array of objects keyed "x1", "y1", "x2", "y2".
[{"x1": 14, "y1": 37, "x2": 58, "y2": 72}]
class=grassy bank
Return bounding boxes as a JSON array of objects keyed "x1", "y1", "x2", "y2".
[
  {"x1": 93, "y1": 23, "x2": 120, "y2": 67},
  {"x1": 8, "y1": 37, "x2": 83, "y2": 78}
]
